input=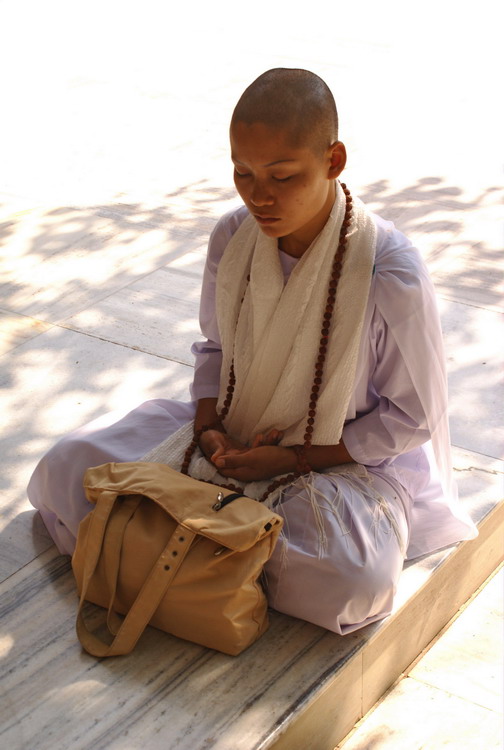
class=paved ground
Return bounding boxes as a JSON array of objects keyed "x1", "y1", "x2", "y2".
[
  {"x1": 1, "y1": 1, "x2": 502, "y2": 747},
  {"x1": 338, "y1": 565, "x2": 503, "y2": 749}
]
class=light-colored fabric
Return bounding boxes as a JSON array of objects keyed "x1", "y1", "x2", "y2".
[
  {"x1": 264, "y1": 471, "x2": 409, "y2": 635},
  {"x1": 142, "y1": 420, "x2": 282, "y2": 504},
  {"x1": 29, "y1": 399, "x2": 198, "y2": 555},
  {"x1": 142, "y1": 419, "x2": 381, "y2": 522},
  {"x1": 142, "y1": 183, "x2": 383, "y2": 519},
  {"x1": 216, "y1": 181, "x2": 376, "y2": 446},
  {"x1": 26, "y1": 189, "x2": 477, "y2": 637},
  {"x1": 191, "y1": 205, "x2": 478, "y2": 558}
]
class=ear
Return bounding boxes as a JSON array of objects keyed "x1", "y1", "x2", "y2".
[{"x1": 327, "y1": 141, "x2": 347, "y2": 179}]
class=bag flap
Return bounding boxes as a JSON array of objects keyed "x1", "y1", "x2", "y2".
[{"x1": 83, "y1": 462, "x2": 283, "y2": 552}]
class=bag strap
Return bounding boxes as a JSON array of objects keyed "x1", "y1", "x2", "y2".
[
  {"x1": 103, "y1": 495, "x2": 142, "y2": 635},
  {"x1": 76, "y1": 493, "x2": 196, "y2": 657}
]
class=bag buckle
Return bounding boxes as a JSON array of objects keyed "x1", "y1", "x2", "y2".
[
  {"x1": 212, "y1": 491, "x2": 246, "y2": 511},
  {"x1": 212, "y1": 492, "x2": 225, "y2": 511}
]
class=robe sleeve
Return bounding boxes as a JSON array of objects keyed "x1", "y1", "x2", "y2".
[
  {"x1": 190, "y1": 206, "x2": 249, "y2": 400},
  {"x1": 342, "y1": 313, "x2": 431, "y2": 465},
  {"x1": 342, "y1": 228, "x2": 445, "y2": 466}
]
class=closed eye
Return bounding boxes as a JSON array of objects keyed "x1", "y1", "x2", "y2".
[{"x1": 234, "y1": 170, "x2": 294, "y2": 182}]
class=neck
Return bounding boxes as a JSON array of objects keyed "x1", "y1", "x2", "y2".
[{"x1": 278, "y1": 235, "x2": 310, "y2": 258}]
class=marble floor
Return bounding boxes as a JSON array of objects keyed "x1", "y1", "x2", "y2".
[
  {"x1": 338, "y1": 565, "x2": 503, "y2": 750},
  {"x1": 1, "y1": 1, "x2": 502, "y2": 748}
]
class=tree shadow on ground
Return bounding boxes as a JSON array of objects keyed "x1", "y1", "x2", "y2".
[{"x1": 0, "y1": 175, "x2": 501, "y2": 574}]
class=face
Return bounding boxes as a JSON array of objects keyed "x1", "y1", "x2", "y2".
[{"x1": 230, "y1": 121, "x2": 346, "y2": 257}]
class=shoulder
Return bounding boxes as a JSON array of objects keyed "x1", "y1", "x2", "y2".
[
  {"x1": 209, "y1": 205, "x2": 249, "y2": 251},
  {"x1": 371, "y1": 212, "x2": 430, "y2": 285},
  {"x1": 372, "y1": 213, "x2": 424, "y2": 274},
  {"x1": 204, "y1": 205, "x2": 249, "y2": 275},
  {"x1": 370, "y1": 212, "x2": 436, "y2": 323}
]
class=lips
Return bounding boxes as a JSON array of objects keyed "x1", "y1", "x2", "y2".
[{"x1": 254, "y1": 214, "x2": 280, "y2": 225}]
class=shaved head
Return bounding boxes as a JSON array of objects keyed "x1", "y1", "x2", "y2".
[{"x1": 231, "y1": 68, "x2": 339, "y2": 156}]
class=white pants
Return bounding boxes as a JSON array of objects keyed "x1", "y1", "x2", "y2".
[{"x1": 27, "y1": 399, "x2": 411, "y2": 635}]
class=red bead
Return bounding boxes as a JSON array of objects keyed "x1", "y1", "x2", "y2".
[
  {"x1": 307, "y1": 417, "x2": 315, "y2": 425},
  {"x1": 311, "y1": 385, "x2": 320, "y2": 393},
  {"x1": 305, "y1": 425, "x2": 314, "y2": 434},
  {"x1": 309, "y1": 409, "x2": 316, "y2": 417}
]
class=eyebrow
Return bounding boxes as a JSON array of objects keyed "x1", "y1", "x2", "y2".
[{"x1": 232, "y1": 157, "x2": 298, "y2": 168}]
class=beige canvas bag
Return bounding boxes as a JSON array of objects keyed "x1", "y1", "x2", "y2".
[{"x1": 72, "y1": 461, "x2": 283, "y2": 657}]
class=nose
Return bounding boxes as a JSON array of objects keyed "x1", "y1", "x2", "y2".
[{"x1": 249, "y1": 180, "x2": 274, "y2": 207}]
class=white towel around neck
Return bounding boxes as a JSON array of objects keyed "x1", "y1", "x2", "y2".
[{"x1": 216, "y1": 180, "x2": 377, "y2": 448}]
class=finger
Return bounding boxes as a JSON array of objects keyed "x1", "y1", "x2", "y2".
[
  {"x1": 213, "y1": 451, "x2": 243, "y2": 468},
  {"x1": 212, "y1": 449, "x2": 242, "y2": 466},
  {"x1": 267, "y1": 429, "x2": 279, "y2": 445},
  {"x1": 251, "y1": 433, "x2": 264, "y2": 449},
  {"x1": 263, "y1": 428, "x2": 284, "y2": 445},
  {"x1": 214, "y1": 452, "x2": 252, "y2": 470},
  {"x1": 210, "y1": 444, "x2": 227, "y2": 463}
]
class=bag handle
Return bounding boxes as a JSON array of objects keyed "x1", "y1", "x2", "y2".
[
  {"x1": 76, "y1": 493, "x2": 196, "y2": 657},
  {"x1": 103, "y1": 495, "x2": 142, "y2": 635}
]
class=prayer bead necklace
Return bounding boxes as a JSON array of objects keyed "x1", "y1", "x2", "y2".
[{"x1": 181, "y1": 181, "x2": 353, "y2": 502}]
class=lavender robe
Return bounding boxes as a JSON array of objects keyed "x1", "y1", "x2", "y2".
[{"x1": 27, "y1": 205, "x2": 476, "y2": 634}]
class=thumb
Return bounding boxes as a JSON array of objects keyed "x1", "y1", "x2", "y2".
[{"x1": 214, "y1": 452, "x2": 247, "y2": 469}]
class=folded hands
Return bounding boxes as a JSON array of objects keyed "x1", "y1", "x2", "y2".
[{"x1": 198, "y1": 428, "x2": 297, "y2": 482}]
